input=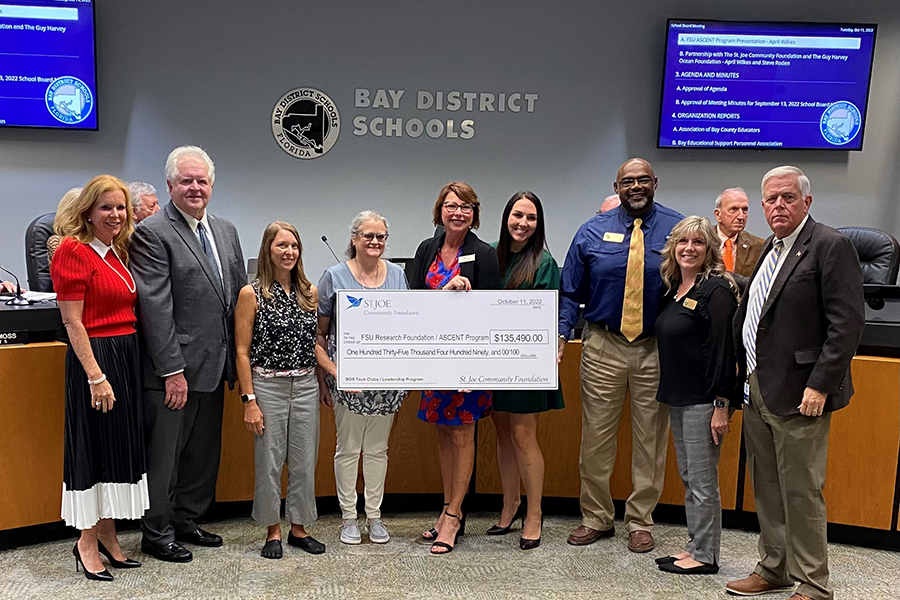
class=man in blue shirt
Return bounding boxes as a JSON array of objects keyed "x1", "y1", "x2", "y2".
[{"x1": 559, "y1": 158, "x2": 683, "y2": 552}]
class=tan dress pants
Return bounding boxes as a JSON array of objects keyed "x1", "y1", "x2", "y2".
[
  {"x1": 745, "y1": 370, "x2": 832, "y2": 600},
  {"x1": 578, "y1": 323, "x2": 669, "y2": 533}
]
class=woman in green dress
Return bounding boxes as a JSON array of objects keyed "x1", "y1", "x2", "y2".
[{"x1": 488, "y1": 191, "x2": 564, "y2": 550}]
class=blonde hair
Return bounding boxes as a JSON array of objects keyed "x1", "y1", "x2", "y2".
[
  {"x1": 256, "y1": 221, "x2": 315, "y2": 312},
  {"x1": 51, "y1": 187, "x2": 84, "y2": 236},
  {"x1": 54, "y1": 176, "x2": 133, "y2": 262},
  {"x1": 660, "y1": 215, "x2": 736, "y2": 294}
]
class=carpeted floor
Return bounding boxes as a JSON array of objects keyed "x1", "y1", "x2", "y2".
[{"x1": 0, "y1": 514, "x2": 897, "y2": 599}]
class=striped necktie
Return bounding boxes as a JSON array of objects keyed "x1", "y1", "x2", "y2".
[
  {"x1": 197, "y1": 222, "x2": 223, "y2": 290},
  {"x1": 620, "y1": 218, "x2": 644, "y2": 342},
  {"x1": 743, "y1": 240, "x2": 784, "y2": 375}
]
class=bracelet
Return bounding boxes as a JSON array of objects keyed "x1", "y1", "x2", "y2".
[{"x1": 88, "y1": 374, "x2": 107, "y2": 386}]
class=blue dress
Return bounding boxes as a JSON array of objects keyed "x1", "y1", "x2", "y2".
[{"x1": 416, "y1": 249, "x2": 492, "y2": 425}]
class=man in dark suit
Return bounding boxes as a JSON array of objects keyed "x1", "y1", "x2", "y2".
[
  {"x1": 726, "y1": 166, "x2": 864, "y2": 600},
  {"x1": 131, "y1": 146, "x2": 245, "y2": 563},
  {"x1": 714, "y1": 187, "x2": 765, "y2": 278}
]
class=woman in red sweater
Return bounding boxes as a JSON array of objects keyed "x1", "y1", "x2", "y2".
[{"x1": 50, "y1": 175, "x2": 148, "y2": 581}]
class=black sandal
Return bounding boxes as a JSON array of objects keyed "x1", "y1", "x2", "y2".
[
  {"x1": 430, "y1": 512, "x2": 464, "y2": 555},
  {"x1": 261, "y1": 539, "x2": 283, "y2": 559},
  {"x1": 422, "y1": 502, "x2": 449, "y2": 541}
]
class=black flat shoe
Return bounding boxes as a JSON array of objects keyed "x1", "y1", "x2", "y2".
[
  {"x1": 659, "y1": 561, "x2": 719, "y2": 575},
  {"x1": 287, "y1": 532, "x2": 325, "y2": 555},
  {"x1": 655, "y1": 555, "x2": 678, "y2": 565},
  {"x1": 261, "y1": 539, "x2": 283, "y2": 559},
  {"x1": 141, "y1": 540, "x2": 193, "y2": 563},
  {"x1": 73, "y1": 543, "x2": 114, "y2": 581},
  {"x1": 97, "y1": 540, "x2": 141, "y2": 568},
  {"x1": 175, "y1": 528, "x2": 223, "y2": 547},
  {"x1": 486, "y1": 503, "x2": 525, "y2": 536}
]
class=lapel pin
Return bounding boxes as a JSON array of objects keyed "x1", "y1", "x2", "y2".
[{"x1": 796, "y1": 251, "x2": 802, "y2": 257}]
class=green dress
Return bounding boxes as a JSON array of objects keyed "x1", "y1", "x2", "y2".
[{"x1": 490, "y1": 244, "x2": 566, "y2": 414}]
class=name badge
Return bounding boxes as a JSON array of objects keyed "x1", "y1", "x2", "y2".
[
  {"x1": 743, "y1": 380, "x2": 751, "y2": 405},
  {"x1": 602, "y1": 232, "x2": 625, "y2": 243},
  {"x1": 458, "y1": 254, "x2": 476, "y2": 263},
  {"x1": 682, "y1": 298, "x2": 697, "y2": 310}
]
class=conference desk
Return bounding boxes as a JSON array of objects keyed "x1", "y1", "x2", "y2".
[{"x1": 1, "y1": 340, "x2": 898, "y2": 543}]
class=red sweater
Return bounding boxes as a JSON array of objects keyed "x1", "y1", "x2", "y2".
[{"x1": 50, "y1": 237, "x2": 137, "y2": 337}]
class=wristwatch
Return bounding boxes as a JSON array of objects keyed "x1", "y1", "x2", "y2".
[
  {"x1": 713, "y1": 398, "x2": 726, "y2": 408},
  {"x1": 241, "y1": 394, "x2": 256, "y2": 404}
]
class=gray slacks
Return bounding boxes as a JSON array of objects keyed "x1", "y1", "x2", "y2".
[
  {"x1": 669, "y1": 403, "x2": 722, "y2": 565},
  {"x1": 744, "y1": 370, "x2": 832, "y2": 600},
  {"x1": 141, "y1": 381, "x2": 224, "y2": 544},
  {"x1": 251, "y1": 373, "x2": 319, "y2": 527}
]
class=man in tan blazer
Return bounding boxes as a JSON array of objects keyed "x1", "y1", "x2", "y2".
[{"x1": 715, "y1": 188, "x2": 764, "y2": 277}]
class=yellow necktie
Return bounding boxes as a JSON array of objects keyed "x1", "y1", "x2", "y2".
[{"x1": 620, "y1": 218, "x2": 644, "y2": 342}]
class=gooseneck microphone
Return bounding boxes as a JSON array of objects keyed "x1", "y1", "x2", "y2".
[
  {"x1": 0, "y1": 263, "x2": 30, "y2": 305},
  {"x1": 321, "y1": 235, "x2": 341, "y2": 263}
]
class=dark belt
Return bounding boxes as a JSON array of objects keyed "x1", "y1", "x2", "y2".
[{"x1": 590, "y1": 321, "x2": 653, "y2": 342}]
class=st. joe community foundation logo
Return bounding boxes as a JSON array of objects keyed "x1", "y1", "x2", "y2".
[
  {"x1": 45, "y1": 77, "x2": 93, "y2": 124},
  {"x1": 272, "y1": 87, "x2": 341, "y2": 159},
  {"x1": 346, "y1": 295, "x2": 363, "y2": 309},
  {"x1": 820, "y1": 101, "x2": 861, "y2": 146}
]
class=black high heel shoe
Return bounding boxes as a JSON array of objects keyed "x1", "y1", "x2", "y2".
[
  {"x1": 486, "y1": 503, "x2": 525, "y2": 535},
  {"x1": 430, "y1": 511, "x2": 464, "y2": 554},
  {"x1": 98, "y1": 540, "x2": 141, "y2": 568},
  {"x1": 519, "y1": 515, "x2": 543, "y2": 550},
  {"x1": 73, "y1": 542, "x2": 114, "y2": 581},
  {"x1": 422, "y1": 502, "x2": 450, "y2": 541}
]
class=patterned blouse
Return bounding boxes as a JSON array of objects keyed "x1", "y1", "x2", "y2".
[{"x1": 250, "y1": 280, "x2": 316, "y2": 377}]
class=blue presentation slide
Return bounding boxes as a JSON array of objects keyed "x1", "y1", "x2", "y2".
[
  {"x1": 658, "y1": 20, "x2": 877, "y2": 150},
  {"x1": 0, "y1": 0, "x2": 97, "y2": 129}
]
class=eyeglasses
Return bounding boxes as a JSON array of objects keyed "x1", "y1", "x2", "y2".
[
  {"x1": 443, "y1": 202, "x2": 474, "y2": 214},
  {"x1": 354, "y1": 232, "x2": 389, "y2": 242},
  {"x1": 617, "y1": 176, "x2": 654, "y2": 188}
]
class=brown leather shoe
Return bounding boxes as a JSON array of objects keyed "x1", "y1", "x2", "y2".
[
  {"x1": 787, "y1": 595, "x2": 812, "y2": 600},
  {"x1": 566, "y1": 525, "x2": 614, "y2": 546},
  {"x1": 725, "y1": 573, "x2": 794, "y2": 596},
  {"x1": 627, "y1": 530, "x2": 654, "y2": 553}
]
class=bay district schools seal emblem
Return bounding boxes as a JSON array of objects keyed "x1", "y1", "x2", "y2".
[
  {"x1": 45, "y1": 77, "x2": 93, "y2": 125},
  {"x1": 820, "y1": 101, "x2": 861, "y2": 146},
  {"x1": 272, "y1": 88, "x2": 340, "y2": 159}
]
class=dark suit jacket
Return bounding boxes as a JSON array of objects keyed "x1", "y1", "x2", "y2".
[
  {"x1": 409, "y1": 229, "x2": 501, "y2": 290},
  {"x1": 733, "y1": 217, "x2": 865, "y2": 416},
  {"x1": 131, "y1": 202, "x2": 245, "y2": 392},
  {"x1": 732, "y1": 230, "x2": 765, "y2": 278}
]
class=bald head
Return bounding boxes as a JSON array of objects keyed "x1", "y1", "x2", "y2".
[
  {"x1": 599, "y1": 194, "x2": 621, "y2": 214},
  {"x1": 714, "y1": 187, "x2": 749, "y2": 238},
  {"x1": 613, "y1": 158, "x2": 658, "y2": 217}
]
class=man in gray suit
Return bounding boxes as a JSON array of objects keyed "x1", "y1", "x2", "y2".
[{"x1": 131, "y1": 146, "x2": 245, "y2": 563}]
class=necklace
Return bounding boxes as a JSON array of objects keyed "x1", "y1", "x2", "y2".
[
  {"x1": 101, "y1": 249, "x2": 136, "y2": 294},
  {"x1": 352, "y1": 259, "x2": 382, "y2": 289}
]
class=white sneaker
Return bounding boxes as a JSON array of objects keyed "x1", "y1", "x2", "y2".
[
  {"x1": 368, "y1": 518, "x2": 390, "y2": 544},
  {"x1": 340, "y1": 519, "x2": 361, "y2": 545}
]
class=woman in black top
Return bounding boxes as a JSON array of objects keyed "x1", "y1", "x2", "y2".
[
  {"x1": 408, "y1": 182, "x2": 501, "y2": 554},
  {"x1": 654, "y1": 216, "x2": 739, "y2": 575}
]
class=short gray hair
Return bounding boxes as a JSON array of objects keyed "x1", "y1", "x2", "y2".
[
  {"x1": 346, "y1": 210, "x2": 389, "y2": 259},
  {"x1": 165, "y1": 146, "x2": 216, "y2": 186},
  {"x1": 761, "y1": 166, "x2": 810, "y2": 199},
  {"x1": 128, "y1": 181, "x2": 157, "y2": 209},
  {"x1": 714, "y1": 187, "x2": 746, "y2": 209}
]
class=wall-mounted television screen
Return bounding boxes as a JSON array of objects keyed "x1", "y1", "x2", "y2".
[
  {"x1": 658, "y1": 19, "x2": 877, "y2": 150},
  {"x1": 0, "y1": 0, "x2": 97, "y2": 130}
]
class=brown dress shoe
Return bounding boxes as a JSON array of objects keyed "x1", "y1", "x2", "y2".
[
  {"x1": 787, "y1": 595, "x2": 812, "y2": 600},
  {"x1": 725, "y1": 573, "x2": 795, "y2": 596},
  {"x1": 566, "y1": 525, "x2": 614, "y2": 546},
  {"x1": 627, "y1": 530, "x2": 654, "y2": 553}
]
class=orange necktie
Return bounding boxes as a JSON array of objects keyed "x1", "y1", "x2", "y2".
[
  {"x1": 723, "y1": 238, "x2": 734, "y2": 272},
  {"x1": 620, "y1": 218, "x2": 644, "y2": 342}
]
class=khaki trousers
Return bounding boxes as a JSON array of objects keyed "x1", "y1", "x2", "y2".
[
  {"x1": 578, "y1": 323, "x2": 669, "y2": 532},
  {"x1": 333, "y1": 402, "x2": 394, "y2": 520},
  {"x1": 744, "y1": 370, "x2": 832, "y2": 600}
]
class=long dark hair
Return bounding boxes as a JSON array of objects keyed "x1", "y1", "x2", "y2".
[{"x1": 497, "y1": 191, "x2": 547, "y2": 289}]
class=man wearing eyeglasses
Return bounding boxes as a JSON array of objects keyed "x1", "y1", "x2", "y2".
[
  {"x1": 726, "y1": 166, "x2": 863, "y2": 600},
  {"x1": 559, "y1": 158, "x2": 683, "y2": 553}
]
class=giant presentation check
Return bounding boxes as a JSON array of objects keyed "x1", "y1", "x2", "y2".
[{"x1": 336, "y1": 290, "x2": 558, "y2": 390}]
